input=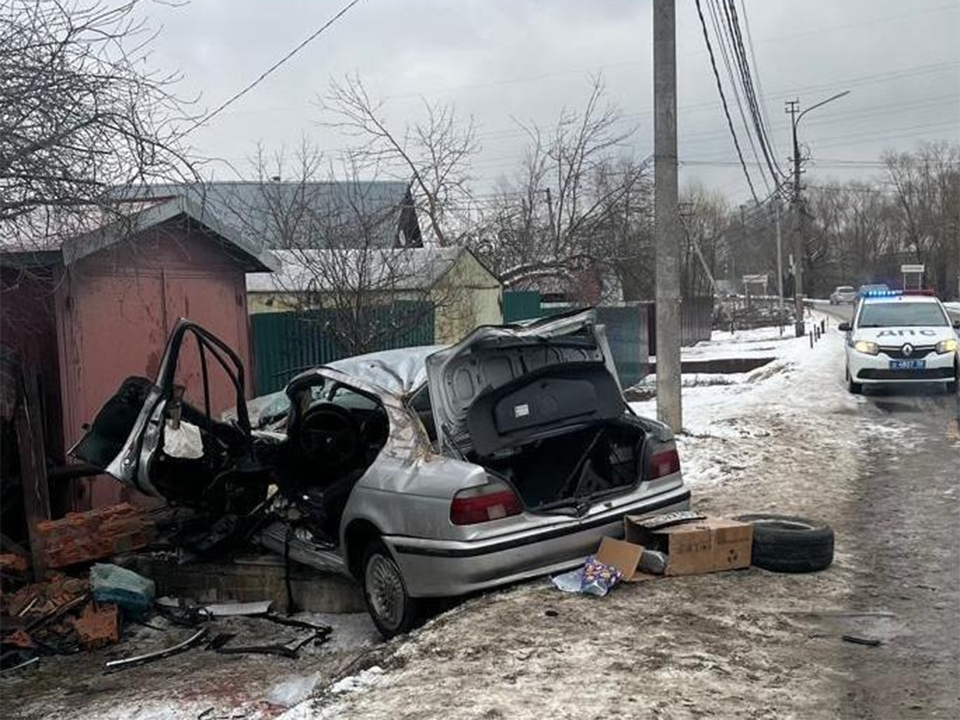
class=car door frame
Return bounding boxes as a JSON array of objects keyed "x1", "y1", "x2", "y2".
[{"x1": 101, "y1": 318, "x2": 252, "y2": 497}]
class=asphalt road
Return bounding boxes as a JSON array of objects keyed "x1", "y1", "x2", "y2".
[{"x1": 821, "y1": 302, "x2": 960, "y2": 717}]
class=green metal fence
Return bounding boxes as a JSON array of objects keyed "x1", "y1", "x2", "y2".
[
  {"x1": 251, "y1": 302, "x2": 435, "y2": 394},
  {"x1": 503, "y1": 290, "x2": 542, "y2": 323},
  {"x1": 501, "y1": 292, "x2": 650, "y2": 387}
]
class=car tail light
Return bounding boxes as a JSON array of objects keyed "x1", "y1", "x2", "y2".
[
  {"x1": 648, "y1": 443, "x2": 681, "y2": 480},
  {"x1": 450, "y1": 479, "x2": 522, "y2": 525}
]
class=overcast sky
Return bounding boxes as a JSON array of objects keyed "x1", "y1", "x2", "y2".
[{"x1": 145, "y1": 0, "x2": 960, "y2": 204}]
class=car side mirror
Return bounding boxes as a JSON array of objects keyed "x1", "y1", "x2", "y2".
[
  {"x1": 838, "y1": 322, "x2": 851, "y2": 332},
  {"x1": 953, "y1": 320, "x2": 960, "y2": 329}
]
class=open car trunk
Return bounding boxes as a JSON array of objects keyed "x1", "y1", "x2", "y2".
[{"x1": 426, "y1": 309, "x2": 657, "y2": 511}]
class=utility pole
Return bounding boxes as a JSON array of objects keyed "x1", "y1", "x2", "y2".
[
  {"x1": 773, "y1": 200, "x2": 785, "y2": 336},
  {"x1": 785, "y1": 99, "x2": 805, "y2": 337},
  {"x1": 654, "y1": 0, "x2": 681, "y2": 432},
  {"x1": 785, "y1": 91, "x2": 850, "y2": 336}
]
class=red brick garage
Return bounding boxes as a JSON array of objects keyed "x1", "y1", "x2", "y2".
[{"x1": 1, "y1": 196, "x2": 277, "y2": 510}]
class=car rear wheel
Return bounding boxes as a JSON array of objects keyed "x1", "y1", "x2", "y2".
[{"x1": 362, "y1": 540, "x2": 421, "y2": 639}]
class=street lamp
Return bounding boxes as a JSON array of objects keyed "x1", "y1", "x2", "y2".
[{"x1": 784, "y1": 90, "x2": 850, "y2": 336}]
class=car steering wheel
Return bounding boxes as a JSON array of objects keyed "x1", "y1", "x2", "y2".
[{"x1": 298, "y1": 404, "x2": 362, "y2": 471}]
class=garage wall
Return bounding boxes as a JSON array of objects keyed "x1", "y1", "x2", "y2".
[{"x1": 55, "y1": 222, "x2": 253, "y2": 508}]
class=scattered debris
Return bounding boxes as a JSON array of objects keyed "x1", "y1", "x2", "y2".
[
  {"x1": 0, "y1": 656, "x2": 39, "y2": 675},
  {"x1": 156, "y1": 597, "x2": 273, "y2": 618},
  {"x1": 841, "y1": 635, "x2": 883, "y2": 647},
  {"x1": 208, "y1": 629, "x2": 319, "y2": 659},
  {"x1": 329, "y1": 665, "x2": 384, "y2": 695},
  {"x1": 553, "y1": 556, "x2": 624, "y2": 596},
  {"x1": 105, "y1": 627, "x2": 208, "y2": 671},
  {"x1": 266, "y1": 672, "x2": 321, "y2": 707},
  {"x1": 90, "y1": 563, "x2": 155, "y2": 619},
  {"x1": 70, "y1": 602, "x2": 119, "y2": 649},
  {"x1": 0, "y1": 553, "x2": 28, "y2": 575},
  {"x1": 35, "y1": 503, "x2": 155, "y2": 569}
]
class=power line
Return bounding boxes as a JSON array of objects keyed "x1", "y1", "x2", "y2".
[
  {"x1": 723, "y1": 0, "x2": 782, "y2": 182},
  {"x1": 738, "y1": 0, "x2": 781, "y2": 174},
  {"x1": 694, "y1": 0, "x2": 760, "y2": 204},
  {"x1": 705, "y1": 0, "x2": 770, "y2": 192},
  {"x1": 182, "y1": 0, "x2": 366, "y2": 136}
]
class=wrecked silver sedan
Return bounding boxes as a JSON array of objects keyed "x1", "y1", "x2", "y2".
[{"x1": 73, "y1": 309, "x2": 690, "y2": 637}]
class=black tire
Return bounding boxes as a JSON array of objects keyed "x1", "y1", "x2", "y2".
[
  {"x1": 846, "y1": 366, "x2": 862, "y2": 394},
  {"x1": 361, "y1": 540, "x2": 421, "y2": 639},
  {"x1": 735, "y1": 514, "x2": 835, "y2": 573}
]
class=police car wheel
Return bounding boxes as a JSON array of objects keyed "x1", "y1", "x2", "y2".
[
  {"x1": 736, "y1": 514, "x2": 834, "y2": 573},
  {"x1": 846, "y1": 367, "x2": 862, "y2": 395}
]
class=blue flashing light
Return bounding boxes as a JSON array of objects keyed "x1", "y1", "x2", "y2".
[{"x1": 863, "y1": 290, "x2": 901, "y2": 298}]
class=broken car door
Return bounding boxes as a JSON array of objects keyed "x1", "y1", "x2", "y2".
[{"x1": 71, "y1": 319, "x2": 255, "y2": 505}]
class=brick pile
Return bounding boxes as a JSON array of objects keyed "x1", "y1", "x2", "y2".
[
  {"x1": 36, "y1": 503, "x2": 156, "y2": 568},
  {"x1": 0, "y1": 554, "x2": 28, "y2": 574}
]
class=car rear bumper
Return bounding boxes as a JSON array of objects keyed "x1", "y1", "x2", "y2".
[
  {"x1": 850, "y1": 350, "x2": 956, "y2": 384},
  {"x1": 385, "y1": 484, "x2": 691, "y2": 597}
]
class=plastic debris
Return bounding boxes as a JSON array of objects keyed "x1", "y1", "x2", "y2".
[
  {"x1": 267, "y1": 673, "x2": 321, "y2": 707},
  {"x1": 90, "y1": 563, "x2": 155, "y2": 619},
  {"x1": 637, "y1": 549, "x2": 668, "y2": 575},
  {"x1": 105, "y1": 627, "x2": 207, "y2": 671},
  {"x1": 163, "y1": 419, "x2": 204, "y2": 459},
  {"x1": 552, "y1": 556, "x2": 623, "y2": 597}
]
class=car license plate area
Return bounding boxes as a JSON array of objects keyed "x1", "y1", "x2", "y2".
[{"x1": 889, "y1": 359, "x2": 925, "y2": 371}]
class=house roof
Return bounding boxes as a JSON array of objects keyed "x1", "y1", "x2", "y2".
[
  {"x1": 118, "y1": 180, "x2": 418, "y2": 250},
  {"x1": 246, "y1": 246, "x2": 492, "y2": 293},
  {"x1": 63, "y1": 196, "x2": 279, "y2": 272}
]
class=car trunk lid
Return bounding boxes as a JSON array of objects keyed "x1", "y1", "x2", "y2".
[{"x1": 425, "y1": 308, "x2": 624, "y2": 458}]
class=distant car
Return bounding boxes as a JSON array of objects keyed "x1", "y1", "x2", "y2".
[
  {"x1": 840, "y1": 293, "x2": 959, "y2": 394},
  {"x1": 829, "y1": 286, "x2": 856, "y2": 305},
  {"x1": 72, "y1": 310, "x2": 690, "y2": 637}
]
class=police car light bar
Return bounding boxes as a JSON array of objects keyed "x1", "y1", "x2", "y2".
[{"x1": 863, "y1": 290, "x2": 900, "y2": 297}]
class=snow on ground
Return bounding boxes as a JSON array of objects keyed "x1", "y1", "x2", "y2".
[
  {"x1": 631, "y1": 314, "x2": 884, "y2": 489},
  {"x1": 282, "y1": 311, "x2": 939, "y2": 720}
]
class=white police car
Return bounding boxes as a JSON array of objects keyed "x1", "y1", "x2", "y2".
[{"x1": 840, "y1": 291, "x2": 959, "y2": 394}]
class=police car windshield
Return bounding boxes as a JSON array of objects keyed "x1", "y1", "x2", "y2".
[{"x1": 858, "y1": 303, "x2": 948, "y2": 328}]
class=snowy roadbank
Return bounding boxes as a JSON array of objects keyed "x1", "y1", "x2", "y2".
[{"x1": 291, "y1": 320, "x2": 928, "y2": 719}]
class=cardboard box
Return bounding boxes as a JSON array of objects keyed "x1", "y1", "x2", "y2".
[
  {"x1": 624, "y1": 515, "x2": 752, "y2": 576},
  {"x1": 594, "y1": 537, "x2": 645, "y2": 582}
]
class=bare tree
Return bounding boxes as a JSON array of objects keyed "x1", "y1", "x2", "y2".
[
  {"x1": 236, "y1": 143, "x2": 469, "y2": 356},
  {"x1": 0, "y1": 0, "x2": 194, "y2": 257},
  {"x1": 679, "y1": 186, "x2": 729, "y2": 299},
  {"x1": 478, "y1": 78, "x2": 650, "y2": 302},
  {"x1": 320, "y1": 75, "x2": 480, "y2": 247}
]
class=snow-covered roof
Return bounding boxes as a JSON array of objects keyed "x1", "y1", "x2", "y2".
[
  {"x1": 1, "y1": 196, "x2": 279, "y2": 272},
  {"x1": 116, "y1": 180, "x2": 419, "y2": 250},
  {"x1": 246, "y1": 246, "x2": 480, "y2": 293}
]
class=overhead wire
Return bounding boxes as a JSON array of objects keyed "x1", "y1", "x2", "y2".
[
  {"x1": 705, "y1": 0, "x2": 771, "y2": 192},
  {"x1": 723, "y1": 0, "x2": 782, "y2": 182},
  {"x1": 181, "y1": 0, "x2": 366, "y2": 137},
  {"x1": 738, "y1": 0, "x2": 783, "y2": 175},
  {"x1": 694, "y1": 0, "x2": 761, "y2": 204}
]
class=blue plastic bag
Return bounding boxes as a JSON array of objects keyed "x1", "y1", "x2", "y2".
[{"x1": 90, "y1": 563, "x2": 156, "y2": 619}]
